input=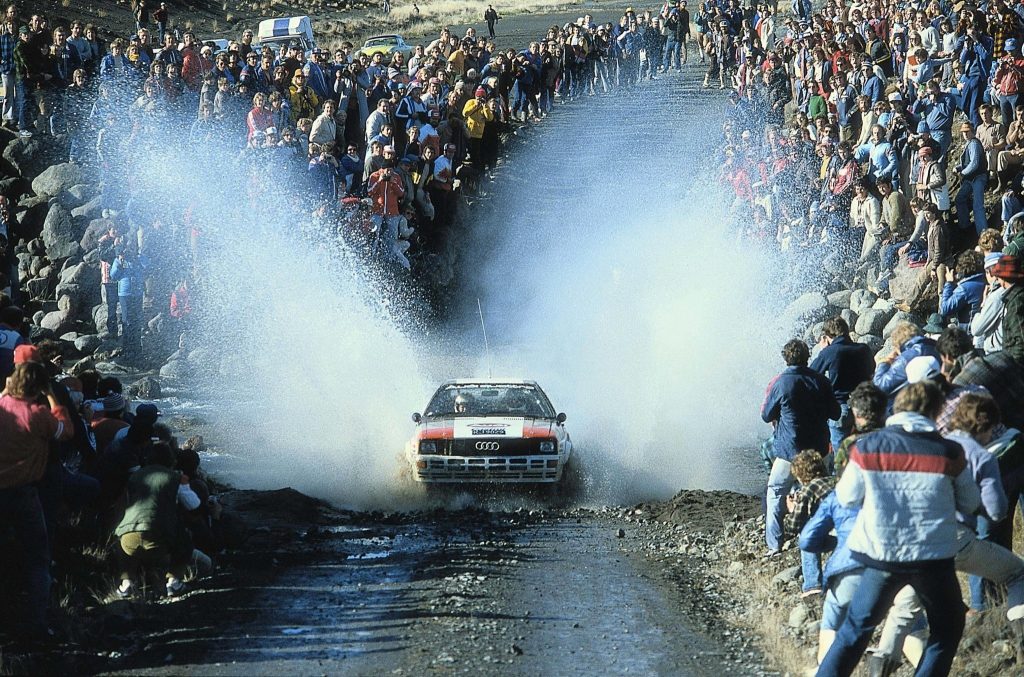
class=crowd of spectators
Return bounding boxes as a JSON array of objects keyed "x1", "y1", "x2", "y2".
[
  {"x1": 0, "y1": 0, "x2": 705, "y2": 652},
  {"x1": 732, "y1": 1, "x2": 1024, "y2": 674}
]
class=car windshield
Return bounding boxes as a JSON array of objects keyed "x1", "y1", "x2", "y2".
[
  {"x1": 424, "y1": 384, "x2": 556, "y2": 418},
  {"x1": 366, "y1": 38, "x2": 397, "y2": 47}
]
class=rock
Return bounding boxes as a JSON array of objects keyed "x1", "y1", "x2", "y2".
[
  {"x1": 74, "y1": 334, "x2": 102, "y2": 354},
  {"x1": 71, "y1": 196, "x2": 104, "y2": 223},
  {"x1": 803, "y1": 620, "x2": 820, "y2": 637},
  {"x1": 127, "y1": 376, "x2": 162, "y2": 400},
  {"x1": 42, "y1": 203, "x2": 83, "y2": 260},
  {"x1": 788, "y1": 604, "x2": 809, "y2": 629},
  {"x1": 875, "y1": 337, "x2": 896, "y2": 363},
  {"x1": 92, "y1": 303, "x2": 109, "y2": 335},
  {"x1": 24, "y1": 276, "x2": 51, "y2": 300},
  {"x1": 32, "y1": 310, "x2": 45, "y2": 325},
  {"x1": 80, "y1": 217, "x2": 113, "y2": 251},
  {"x1": 159, "y1": 359, "x2": 191, "y2": 379},
  {"x1": 27, "y1": 238, "x2": 45, "y2": 255},
  {"x1": 31, "y1": 163, "x2": 86, "y2": 198},
  {"x1": 615, "y1": 528, "x2": 625, "y2": 538},
  {"x1": 40, "y1": 309, "x2": 72, "y2": 334},
  {"x1": 727, "y1": 560, "x2": 744, "y2": 574},
  {"x1": 840, "y1": 308, "x2": 858, "y2": 330},
  {"x1": 856, "y1": 334, "x2": 884, "y2": 353},
  {"x1": 783, "y1": 292, "x2": 829, "y2": 325},
  {"x1": 14, "y1": 199, "x2": 49, "y2": 239},
  {"x1": 63, "y1": 183, "x2": 95, "y2": 203},
  {"x1": 772, "y1": 565, "x2": 802, "y2": 588},
  {"x1": 0, "y1": 175, "x2": 27, "y2": 199},
  {"x1": 826, "y1": 290, "x2": 853, "y2": 308},
  {"x1": 2, "y1": 137, "x2": 43, "y2": 176},
  {"x1": 855, "y1": 308, "x2": 891, "y2": 336},
  {"x1": 849, "y1": 289, "x2": 878, "y2": 315},
  {"x1": 28, "y1": 325, "x2": 56, "y2": 342},
  {"x1": 882, "y1": 311, "x2": 914, "y2": 340},
  {"x1": 60, "y1": 332, "x2": 79, "y2": 342}
]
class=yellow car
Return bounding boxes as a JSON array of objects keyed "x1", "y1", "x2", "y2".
[{"x1": 355, "y1": 34, "x2": 414, "y2": 60}]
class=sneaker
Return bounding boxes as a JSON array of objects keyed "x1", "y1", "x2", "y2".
[
  {"x1": 801, "y1": 588, "x2": 823, "y2": 599},
  {"x1": 763, "y1": 549, "x2": 782, "y2": 559},
  {"x1": 116, "y1": 579, "x2": 134, "y2": 599},
  {"x1": 166, "y1": 578, "x2": 186, "y2": 597}
]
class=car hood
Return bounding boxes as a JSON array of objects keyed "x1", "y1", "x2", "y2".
[{"x1": 418, "y1": 416, "x2": 555, "y2": 440}]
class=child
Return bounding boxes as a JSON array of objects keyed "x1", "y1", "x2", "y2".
[{"x1": 784, "y1": 449, "x2": 835, "y2": 597}]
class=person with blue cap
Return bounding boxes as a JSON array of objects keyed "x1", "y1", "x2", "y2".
[{"x1": 995, "y1": 37, "x2": 1024, "y2": 123}]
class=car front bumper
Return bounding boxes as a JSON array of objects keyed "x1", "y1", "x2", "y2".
[{"x1": 413, "y1": 454, "x2": 564, "y2": 483}]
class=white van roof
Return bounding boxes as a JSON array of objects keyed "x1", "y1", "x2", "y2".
[{"x1": 256, "y1": 16, "x2": 313, "y2": 43}]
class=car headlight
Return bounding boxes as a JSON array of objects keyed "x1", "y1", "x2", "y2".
[
  {"x1": 539, "y1": 440, "x2": 556, "y2": 453},
  {"x1": 419, "y1": 440, "x2": 437, "y2": 454}
]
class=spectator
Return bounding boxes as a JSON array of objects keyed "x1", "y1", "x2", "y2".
[
  {"x1": 114, "y1": 441, "x2": 200, "y2": 598},
  {"x1": 872, "y1": 321, "x2": 940, "y2": 399},
  {"x1": 817, "y1": 382, "x2": 981, "y2": 676},
  {"x1": 992, "y1": 254, "x2": 1024, "y2": 366},
  {"x1": 761, "y1": 339, "x2": 840, "y2": 556},
  {"x1": 970, "y1": 252, "x2": 1009, "y2": 352},
  {"x1": 939, "y1": 250, "x2": 986, "y2": 325},
  {"x1": 811, "y1": 316, "x2": 875, "y2": 455},
  {"x1": 0, "y1": 361, "x2": 74, "y2": 641}
]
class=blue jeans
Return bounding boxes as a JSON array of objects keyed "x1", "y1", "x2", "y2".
[
  {"x1": 802, "y1": 549, "x2": 823, "y2": 592},
  {"x1": 955, "y1": 173, "x2": 988, "y2": 234},
  {"x1": 765, "y1": 457, "x2": 794, "y2": 552},
  {"x1": 822, "y1": 570, "x2": 863, "y2": 631},
  {"x1": 1001, "y1": 93, "x2": 1021, "y2": 124},
  {"x1": 14, "y1": 76, "x2": 30, "y2": 131},
  {"x1": 818, "y1": 561, "x2": 965, "y2": 677},
  {"x1": 662, "y1": 39, "x2": 680, "y2": 70},
  {"x1": 119, "y1": 294, "x2": 143, "y2": 357},
  {"x1": 828, "y1": 403, "x2": 852, "y2": 458},
  {"x1": 0, "y1": 484, "x2": 51, "y2": 633}
]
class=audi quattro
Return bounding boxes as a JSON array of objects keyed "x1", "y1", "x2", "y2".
[{"x1": 407, "y1": 380, "x2": 572, "y2": 484}]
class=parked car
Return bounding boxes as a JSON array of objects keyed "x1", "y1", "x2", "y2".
[{"x1": 355, "y1": 34, "x2": 414, "y2": 60}]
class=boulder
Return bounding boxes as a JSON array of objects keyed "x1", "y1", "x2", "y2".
[
  {"x1": 855, "y1": 308, "x2": 893, "y2": 337},
  {"x1": 63, "y1": 183, "x2": 95, "y2": 204},
  {"x1": 127, "y1": 376, "x2": 162, "y2": 400},
  {"x1": 772, "y1": 565, "x2": 802, "y2": 588},
  {"x1": 2, "y1": 137, "x2": 43, "y2": 176},
  {"x1": 27, "y1": 238, "x2": 46, "y2": 256},
  {"x1": 826, "y1": 289, "x2": 853, "y2": 309},
  {"x1": 788, "y1": 604, "x2": 809, "y2": 629},
  {"x1": 42, "y1": 203, "x2": 83, "y2": 260},
  {"x1": 39, "y1": 309, "x2": 72, "y2": 334},
  {"x1": 0, "y1": 176, "x2": 28, "y2": 199},
  {"x1": 24, "y1": 277, "x2": 51, "y2": 300},
  {"x1": 28, "y1": 325, "x2": 56, "y2": 342},
  {"x1": 72, "y1": 196, "x2": 104, "y2": 224},
  {"x1": 875, "y1": 337, "x2": 897, "y2": 362},
  {"x1": 840, "y1": 308, "x2": 858, "y2": 330},
  {"x1": 849, "y1": 289, "x2": 878, "y2": 315},
  {"x1": 32, "y1": 310, "x2": 45, "y2": 325},
  {"x1": 782, "y1": 292, "x2": 829, "y2": 326},
  {"x1": 31, "y1": 163, "x2": 86, "y2": 198},
  {"x1": 856, "y1": 334, "x2": 884, "y2": 353},
  {"x1": 882, "y1": 311, "x2": 914, "y2": 339},
  {"x1": 92, "y1": 303, "x2": 110, "y2": 336},
  {"x1": 73, "y1": 334, "x2": 102, "y2": 354},
  {"x1": 159, "y1": 359, "x2": 191, "y2": 379},
  {"x1": 14, "y1": 199, "x2": 49, "y2": 240},
  {"x1": 60, "y1": 332, "x2": 80, "y2": 342}
]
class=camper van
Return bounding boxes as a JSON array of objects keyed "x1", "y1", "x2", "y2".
[{"x1": 255, "y1": 15, "x2": 316, "y2": 56}]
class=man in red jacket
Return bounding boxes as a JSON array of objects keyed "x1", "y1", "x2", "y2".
[{"x1": 368, "y1": 164, "x2": 410, "y2": 270}]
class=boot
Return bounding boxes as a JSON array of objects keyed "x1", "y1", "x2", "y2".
[{"x1": 867, "y1": 653, "x2": 900, "y2": 677}]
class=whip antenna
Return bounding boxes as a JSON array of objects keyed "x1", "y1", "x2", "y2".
[{"x1": 477, "y1": 298, "x2": 493, "y2": 378}]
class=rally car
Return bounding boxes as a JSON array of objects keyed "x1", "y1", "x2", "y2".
[{"x1": 407, "y1": 380, "x2": 572, "y2": 484}]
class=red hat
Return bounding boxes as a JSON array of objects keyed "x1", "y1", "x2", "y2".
[
  {"x1": 13, "y1": 344, "x2": 41, "y2": 364},
  {"x1": 991, "y1": 255, "x2": 1024, "y2": 282},
  {"x1": 474, "y1": 86, "x2": 487, "y2": 98}
]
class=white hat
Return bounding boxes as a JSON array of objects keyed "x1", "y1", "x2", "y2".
[
  {"x1": 906, "y1": 356, "x2": 941, "y2": 384},
  {"x1": 887, "y1": 91, "x2": 904, "y2": 102}
]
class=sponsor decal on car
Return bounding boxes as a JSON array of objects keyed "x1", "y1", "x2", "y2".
[{"x1": 454, "y1": 418, "x2": 525, "y2": 439}]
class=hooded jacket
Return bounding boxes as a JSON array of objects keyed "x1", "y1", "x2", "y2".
[
  {"x1": 837, "y1": 412, "x2": 981, "y2": 565},
  {"x1": 939, "y1": 272, "x2": 986, "y2": 324},
  {"x1": 760, "y1": 365, "x2": 840, "y2": 461}
]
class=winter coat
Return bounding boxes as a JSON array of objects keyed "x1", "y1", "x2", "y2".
[
  {"x1": 940, "y1": 273, "x2": 986, "y2": 325},
  {"x1": 837, "y1": 412, "x2": 981, "y2": 564},
  {"x1": 873, "y1": 335, "x2": 940, "y2": 395},
  {"x1": 799, "y1": 491, "x2": 863, "y2": 588},
  {"x1": 760, "y1": 365, "x2": 840, "y2": 461}
]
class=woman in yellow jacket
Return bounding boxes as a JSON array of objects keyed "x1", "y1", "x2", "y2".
[
  {"x1": 462, "y1": 86, "x2": 493, "y2": 169},
  {"x1": 288, "y1": 69, "x2": 320, "y2": 125}
]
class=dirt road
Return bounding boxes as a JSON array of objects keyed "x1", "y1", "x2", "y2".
[{"x1": 104, "y1": 499, "x2": 768, "y2": 676}]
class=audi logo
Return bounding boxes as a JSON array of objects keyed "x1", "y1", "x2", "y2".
[{"x1": 475, "y1": 441, "x2": 500, "y2": 451}]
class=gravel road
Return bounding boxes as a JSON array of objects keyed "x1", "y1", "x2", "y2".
[{"x1": 104, "y1": 503, "x2": 769, "y2": 676}]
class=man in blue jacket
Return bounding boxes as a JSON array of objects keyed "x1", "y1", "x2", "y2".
[
  {"x1": 817, "y1": 382, "x2": 981, "y2": 677},
  {"x1": 939, "y1": 251, "x2": 986, "y2": 325},
  {"x1": 873, "y1": 321, "x2": 940, "y2": 401},
  {"x1": 811, "y1": 317, "x2": 875, "y2": 456},
  {"x1": 761, "y1": 339, "x2": 840, "y2": 555},
  {"x1": 109, "y1": 246, "x2": 149, "y2": 361}
]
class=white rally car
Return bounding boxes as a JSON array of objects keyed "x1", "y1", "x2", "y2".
[{"x1": 407, "y1": 380, "x2": 572, "y2": 484}]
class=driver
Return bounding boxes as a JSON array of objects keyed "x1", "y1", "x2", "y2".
[{"x1": 453, "y1": 393, "x2": 474, "y2": 414}]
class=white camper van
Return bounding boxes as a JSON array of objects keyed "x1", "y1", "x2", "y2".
[{"x1": 255, "y1": 15, "x2": 316, "y2": 56}]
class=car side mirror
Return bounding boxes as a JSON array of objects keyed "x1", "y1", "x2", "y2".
[
  {"x1": 556, "y1": 412, "x2": 567, "y2": 423},
  {"x1": 412, "y1": 412, "x2": 422, "y2": 423}
]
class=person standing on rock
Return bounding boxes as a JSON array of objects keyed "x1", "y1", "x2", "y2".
[
  {"x1": 484, "y1": 5, "x2": 500, "y2": 39},
  {"x1": 817, "y1": 381, "x2": 980, "y2": 677},
  {"x1": 13, "y1": 24, "x2": 48, "y2": 137},
  {"x1": 760, "y1": 339, "x2": 840, "y2": 556},
  {"x1": 811, "y1": 317, "x2": 875, "y2": 459},
  {"x1": 109, "y1": 245, "x2": 149, "y2": 362}
]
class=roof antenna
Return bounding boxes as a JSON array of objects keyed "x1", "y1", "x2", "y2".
[{"x1": 477, "y1": 297, "x2": 493, "y2": 378}]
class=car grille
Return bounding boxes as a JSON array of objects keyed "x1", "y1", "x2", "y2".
[{"x1": 429, "y1": 439, "x2": 555, "y2": 456}]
